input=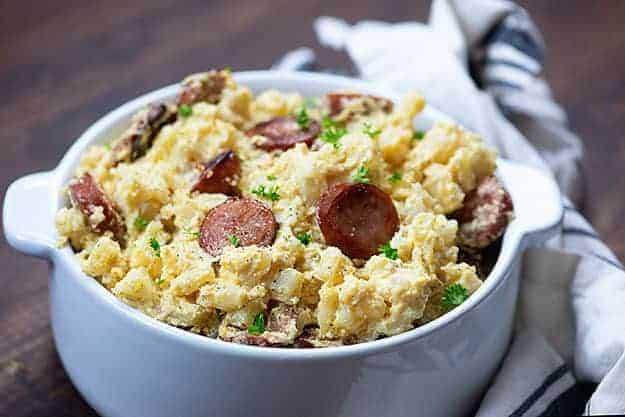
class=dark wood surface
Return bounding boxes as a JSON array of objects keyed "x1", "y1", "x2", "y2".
[{"x1": 1, "y1": 1, "x2": 624, "y2": 415}]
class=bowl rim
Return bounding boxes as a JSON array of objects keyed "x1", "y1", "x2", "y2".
[{"x1": 47, "y1": 70, "x2": 543, "y2": 361}]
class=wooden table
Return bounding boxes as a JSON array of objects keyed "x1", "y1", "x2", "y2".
[{"x1": 2, "y1": 1, "x2": 624, "y2": 415}]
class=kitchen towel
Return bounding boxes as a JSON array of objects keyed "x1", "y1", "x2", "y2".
[{"x1": 273, "y1": 1, "x2": 625, "y2": 416}]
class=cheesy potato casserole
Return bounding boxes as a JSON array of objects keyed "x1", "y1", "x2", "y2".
[{"x1": 55, "y1": 70, "x2": 513, "y2": 347}]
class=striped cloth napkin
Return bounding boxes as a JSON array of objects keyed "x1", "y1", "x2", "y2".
[{"x1": 273, "y1": 1, "x2": 625, "y2": 415}]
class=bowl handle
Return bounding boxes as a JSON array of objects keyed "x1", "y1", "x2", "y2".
[
  {"x1": 497, "y1": 159, "x2": 564, "y2": 249},
  {"x1": 3, "y1": 171, "x2": 58, "y2": 258}
]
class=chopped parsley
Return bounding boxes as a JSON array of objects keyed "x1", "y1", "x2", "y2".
[
  {"x1": 251, "y1": 184, "x2": 281, "y2": 202},
  {"x1": 351, "y1": 165, "x2": 371, "y2": 183},
  {"x1": 320, "y1": 116, "x2": 346, "y2": 148},
  {"x1": 149, "y1": 237, "x2": 161, "y2": 257},
  {"x1": 178, "y1": 104, "x2": 193, "y2": 118},
  {"x1": 154, "y1": 277, "x2": 166, "y2": 286},
  {"x1": 378, "y1": 242, "x2": 398, "y2": 260},
  {"x1": 412, "y1": 130, "x2": 425, "y2": 141},
  {"x1": 223, "y1": 66, "x2": 232, "y2": 74},
  {"x1": 267, "y1": 174, "x2": 277, "y2": 181},
  {"x1": 362, "y1": 122, "x2": 381, "y2": 138},
  {"x1": 228, "y1": 234, "x2": 240, "y2": 247},
  {"x1": 441, "y1": 283, "x2": 469, "y2": 310},
  {"x1": 296, "y1": 108, "x2": 310, "y2": 130},
  {"x1": 134, "y1": 216, "x2": 149, "y2": 231},
  {"x1": 322, "y1": 116, "x2": 336, "y2": 129},
  {"x1": 321, "y1": 127, "x2": 345, "y2": 148},
  {"x1": 296, "y1": 232, "x2": 311, "y2": 246},
  {"x1": 248, "y1": 313, "x2": 266, "y2": 334},
  {"x1": 389, "y1": 172, "x2": 402, "y2": 184},
  {"x1": 102, "y1": 142, "x2": 112, "y2": 151}
]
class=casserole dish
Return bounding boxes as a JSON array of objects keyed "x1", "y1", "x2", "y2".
[{"x1": 3, "y1": 71, "x2": 563, "y2": 417}]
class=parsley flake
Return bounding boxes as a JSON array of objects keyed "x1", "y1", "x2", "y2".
[
  {"x1": 322, "y1": 116, "x2": 336, "y2": 129},
  {"x1": 268, "y1": 186, "x2": 281, "y2": 201},
  {"x1": 248, "y1": 313, "x2": 266, "y2": 334},
  {"x1": 351, "y1": 165, "x2": 371, "y2": 183},
  {"x1": 378, "y1": 242, "x2": 398, "y2": 260},
  {"x1": 103, "y1": 142, "x2": 112, "y2": 151},
  {"x1": 178, "y1": 104, "x2": 192, "y2": 118},
  {"x1": 251, "y1": 185, "x2": 266, "y2": 198},
  {"x1": 267, "y1": 175, "x2": 277, "y2": 181},
  {"x1": 320, "y1": 116, "x2": 346, "y2": 148},
  {"x1": 296, "y1": 108, "x2": 310, "y2": 130},
  {"x1": 441, "y1": 283, "x2": 469, "y2": 310},
  {"x1": 389, "y1": 172, "x2": 402, "y2": 184},
  {"x1": 296, "y1": 232, "x2": 311, "y2": 246},
  {"x1": 412, "y1": 130, "x2": 425, "y2": 141},
  {"x1": 154, "y1": 277, "x2": 166, "y2": 286},
  {"x1": 251, "y1": 184, "x2": 280, "y2": 202},
  {"x1": 363, "y1": 122, "x2": 382, "y2": 138},
  {"x1": 134, "y1": 216, "x2": 149, "y2": 231},
  {"x1": 149, "y1": 237, "x2": 161, "y2": 257},
  {"x1": 228, "y1": 234, "x2": 240, "y2": 247},
  {"x1": 223, "y1": 67, "x2": 232, "y2": 74}
]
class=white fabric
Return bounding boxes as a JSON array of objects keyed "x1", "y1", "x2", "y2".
[{"x1": 306, "y1": 1, "x2": 625, "y2": 415}]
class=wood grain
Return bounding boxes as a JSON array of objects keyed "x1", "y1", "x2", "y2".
[{"x1": 1, "y1": 1, "x2": 624, "y2": 415}]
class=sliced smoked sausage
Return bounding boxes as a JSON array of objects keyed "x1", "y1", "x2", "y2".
[
  {"x1": 199, "y1": 198, "x2": 277, "y2": 256},
  {"x1": 177, "y1": 70, "x2": 226, "y2": 106},
  {"x1": 192, "y1": 150, "x2": 240, "y2": 195},
  {"x1": 317, "y1": 182, "x2": 399, "y2": 259},
  {"x1": 219, "y1": 304, "x2": 301, "y2": 347},
  {"x1": 452, "y1": 176, "x2": 513, "y2": 249},
  {"x1": 323, "y1": 92, "x2": 394, "y2": 118},
  {"x1": 294, "y1": 327, "x2": 344, "y2": 348},
  {"x1": 246, "y1": 116, "x2": 321, "y2": 151},
  {"x1": 69, "y1": 173, "x2": 126, "y2": 241},
  {"x1": 112, "y1": 103, "x2": 177, "y2": 164}
]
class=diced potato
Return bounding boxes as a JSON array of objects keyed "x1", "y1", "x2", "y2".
[{"x1": 270, "y1": 268, "x2": 304, "y2": 304}]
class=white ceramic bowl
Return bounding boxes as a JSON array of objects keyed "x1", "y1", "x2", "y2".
[{"x1": 3, "y1": 71, "x2": 563, "y2": 417}]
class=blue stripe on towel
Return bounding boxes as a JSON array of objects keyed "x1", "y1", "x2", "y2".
[
  {"x1": 483, "y1": 23, "x2": 544, "y2": 63},
  {"x1": 508, "y1": 364, "x2": 569, "y2": 417},
  {"x1": 561, "y1": 227, "x2": 600, "y2": 239}
]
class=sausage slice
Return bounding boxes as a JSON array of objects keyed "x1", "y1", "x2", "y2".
[
  {"x1": 323, "y1": 92, "x2": 394, "y2": 118},
  {"x1": 69, "y1": 173, "x2": 126, "y2": 241},
  {"x1": 294, "y1": 327, "x2": 344, "y2": 348},
  {"x1": 112, "y1": 103, "x2": 177, "y2": 164},
  {"x1": 219, "y1": 328, "x2": 289, "y2": 347},
  {"x1": 317, "y1": 183, "x2": 400, "y2": 259},
  {"x1": 452, "y1": 176, "x2": 514, "y2": 249},
  {"x1": 192, "y1": 150, "x2": 240, "y2": 195},
  {"x1": 219, "y1": 304, "x2": 312, "y2": 347},
  {"x1": 177, "y1": 70, "x2": 226, "y2": 106},
  {"x1": 246, "y1": 116, "x2": 321, "y2": 151},
  {"x1": 199, "y1": 198, "x2": 277, "y2": 256}
]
